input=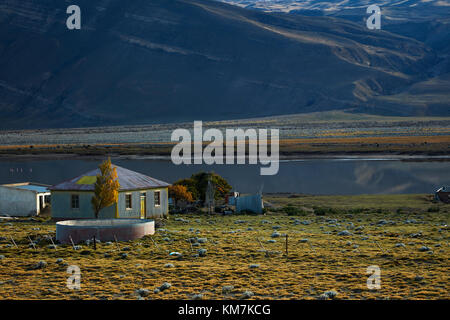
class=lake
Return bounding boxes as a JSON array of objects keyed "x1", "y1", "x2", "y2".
[{"x1": 0, "y1": 157, "x2": 448, "y2": 195}]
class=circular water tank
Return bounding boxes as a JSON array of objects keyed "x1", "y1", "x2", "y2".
[{"x1": 56, "y1": 219, "x2": 155, "y2": 244}]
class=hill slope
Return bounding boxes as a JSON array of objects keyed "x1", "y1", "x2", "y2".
[{"x1": 0, "y1": 0, "x2": 445, "y2": 129}]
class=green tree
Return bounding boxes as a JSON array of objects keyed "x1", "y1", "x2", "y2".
[{"x1": 91, "y1": 158, "x2": 120, "y2": 219}]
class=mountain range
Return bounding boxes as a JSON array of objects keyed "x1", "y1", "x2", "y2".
[{"x1": 0, "y1": 0, "x2": 448, "y2": 129}]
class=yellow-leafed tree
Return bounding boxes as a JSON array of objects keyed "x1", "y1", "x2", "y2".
[
  {"x1": 91, "y1": 158, "x2": 120, "y2": 219},
  {"x1": 169, "y1": 184, "x2": 193, "y2": 208}
]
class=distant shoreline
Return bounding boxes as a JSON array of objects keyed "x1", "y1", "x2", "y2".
[{"x1": 0, "y1": 151, "x2": 449, "y2": 162}]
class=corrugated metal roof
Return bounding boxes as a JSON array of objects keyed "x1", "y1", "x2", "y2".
[
  {"x1": 2, "y1": 182, "x2": 50, "y2": 194},
  {"x1": 50, "y1": 165, "x2": 170, "y2": 191}
]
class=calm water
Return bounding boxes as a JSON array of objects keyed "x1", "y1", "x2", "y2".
[{"x1": 0, "y1": 158, "x2": 448, "y2": 195}]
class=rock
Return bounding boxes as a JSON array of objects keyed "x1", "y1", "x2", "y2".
[
  {"x1": 120, "y1": 253, "x2": 128, "y2": 259},
  {"x1": 191, "y1": 293, "x2": 203, "y2": 300},
  {"x1": 198, "y1": 248, "x2": 207, "y2": 257},
  {"x1": 261, "y1": 220, "x2": 271, "y2": 224},
  {"x1": 272, "y1": 225, "x2": 281, "y2": 230},
  {"x1": 323, "y1": 290, "x2": 338, "y2": 299},
  {"x1": 346, "y1": 241, "x2": 352, "y2": 246},
  {"x1": 197, "y1": 238, "x2": 207, "y2": 243},
  {"x1": 122, "y1": 247, "x2": 131, "y2": 251},
  {"x1": 249, "y1": 264, "x2": 260, "y2": 269},
  {"x1": 410, "y1": 232, "x2": 422, "y2": 238},
  {"x1": 56, "y1": 258, "x2": 64, "y2": 263},
  {"x1": 299, "y1": 239, "x2": 309, "y2": 243},
  {"x1": 338, "y1": 230, "x2": 352, "y2": 236},
  {"x1": 192, "y1": 243, "x2": 200, "y2": 247},
  {"x1": 164, "y1": 263, "x2": 174, "y2": 268},
  {"x1": 154, "y1": 288, "x2": 160, "y2": 294},
  {"x1": 395, "y1": 243, "x2": 406, "y2": 248},
  {"x1": 353, "y1": 244, "x2": 359, "y2": 249},
  {"x1": 136, "y1": 288, "x2": 150, "y2": 297},
  {"x1": 73, "y1": 245, "x2": 82, "y2": 250},
  {"x1": 414, "y1": 276, "x2": 424, "y2": 281},
  {"x1": 0, "y1": 255, "x2": 5, "y2": 260},
  {"x1": 301, "y1": 221, "x2": 312, "y2": 225},
  {"x1": 241, "y1": 291, "x2": 254, "y2": 299},
  {"x1": 104, "y1": 253, "x2": 111, "y2": 258},
  {"x1": 267, "y1": 239, "x2": 276, "y2": 243},
  {"x1": 159, "y1": 282, "x2": 171, "y2": 291},
  {"x1": 271, "y1": 232, "x2": 281, "y2": 238},
  {"x1": 169, "y1": 252, "x2": 182, "y2": 258},
  {"x1": 355, "y1": 226, "x2": 364, "y2": 231},
  {"x1": 105, "y1": 241, "x2": 113, "y2": 245},
  {"x1": 418, "y1": 246, "x2": 430, "y2": 252},
  {"x1": 377, "y1": 220, "x2": 388, "y2": 225},
  {"x1": 247, "y1": 227, "x2": 254, "y2": 231},
  {"x1": 33, "y1": 260, "x2": 47, "y2": 269},
  {"x1": 222, "y1": 285, "x2": 234, "y2": 294}
]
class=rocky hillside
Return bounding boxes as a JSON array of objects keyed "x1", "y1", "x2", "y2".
[{"x1": 0, "y1": 0, "x2": 446, "y2": 129}]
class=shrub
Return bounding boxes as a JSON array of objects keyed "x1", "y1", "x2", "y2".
[
  {"x1": 282, "y1": 205, "x2": 307, "y2": 216},
  {"x1": 427, "y1": 206, "x2": 440, "y2": 213}
]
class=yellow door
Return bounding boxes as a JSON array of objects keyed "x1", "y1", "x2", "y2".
[{"x1": 140, "y1": 193, "x2": 146, "y2": 219}]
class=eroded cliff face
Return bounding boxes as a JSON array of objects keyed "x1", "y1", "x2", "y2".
[{"x1": 0, "y1": 0, "x2": 444, "y2": 129}]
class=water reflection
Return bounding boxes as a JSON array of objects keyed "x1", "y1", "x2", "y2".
[{"x1": 0, "y1": 158, "x2": 448, "y2": 195}]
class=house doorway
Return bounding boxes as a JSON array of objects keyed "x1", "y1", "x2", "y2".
[
  {"x1": 140, "y1": 192, "x2": 146, "y2": 219},
  {"x1": 39, "y1": 195, "x2": 44, "y2": 213}
]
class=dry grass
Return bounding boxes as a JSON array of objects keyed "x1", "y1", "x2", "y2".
[{"x1": 0, "y1": 194, "x2": 448, "y2": 300}]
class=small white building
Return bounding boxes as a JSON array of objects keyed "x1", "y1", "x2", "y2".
[{"x1": 0, "y1": 182, "x2": 51, "y2": 217}]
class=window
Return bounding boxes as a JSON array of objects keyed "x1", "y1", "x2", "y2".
[
  {"x1": 71, "y1": 194, "x2": 79, "y2": 209},
  {"x1": 154, "y1": 191, "x2": 161, "y2": 206},
  {"x1": 125, "y1": 194, "x2": 132, "y2": 209}
]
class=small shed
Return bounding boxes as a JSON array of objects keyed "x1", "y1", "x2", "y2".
[
  {"x1": 235, "y1": 194, "x2": 264, "y2": 214},
  {"x1": 435, "y1": 186, "x2": 450, "y2": 204},
  {"x1": 0, "y1": 182, "x2": 51, "y2": 216},
  {"x1": 50, "y1": 164, "x2": 170, "y2": 220}
]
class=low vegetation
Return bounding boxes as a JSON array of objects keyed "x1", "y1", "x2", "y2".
[{"x1": 0, "y1": 194, "x2": 448, "y2": 300}]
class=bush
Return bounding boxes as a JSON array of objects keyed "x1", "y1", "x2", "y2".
[
  {"x1": 427, "y1": 206, "x2": 440, "y2": 213},
  {"x1": 282, "y1": 205, "x2": 307, "y2": 216},
  {"x1": 313, "y1": 206, "x2": 343, "y2": 216}
]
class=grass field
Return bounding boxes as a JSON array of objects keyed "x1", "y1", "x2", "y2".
[
  {"x1": 0, "y1": 111, "x2": 449, "y2": 157},
  {"x1": 0, "y1": 194, "x2": 448, "y2": 300}
]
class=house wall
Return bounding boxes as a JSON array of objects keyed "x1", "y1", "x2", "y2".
[
  {"x1": 51, "y1": 188, "x2": 169, "y2": 219},
  {"x1": 51, "y1": 191, "x2": 116, "y2": 219},
  {"x1": 0, "y1": 186, "x2": 38, "y2": 216}
]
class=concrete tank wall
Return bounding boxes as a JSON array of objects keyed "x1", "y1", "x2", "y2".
[
  {"x1": 0, "y1": 186, "x2": 38, "y2": 216},
  {"x1": 56, "y1": 219, "x2": 155, "y2": 243}
]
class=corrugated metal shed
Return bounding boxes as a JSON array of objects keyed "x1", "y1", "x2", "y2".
[{"x1": 50, "y1": 165, "x2": 170, "y2": 191}]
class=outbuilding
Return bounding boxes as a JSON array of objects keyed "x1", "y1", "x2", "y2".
[
  {"x1": 435, "y1": 186, "x2": 450, "y2": 204},
  {"x1": 50, "y1": 165, "x2": 170, "y2": 220},
  {"x1": 0, "y1": 182, "x2": 51, "y2": 217}
]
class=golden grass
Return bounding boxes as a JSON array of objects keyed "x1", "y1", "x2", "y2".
[{"x1": 0, "y1": 194, "x2": 448, "y2": 300}]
